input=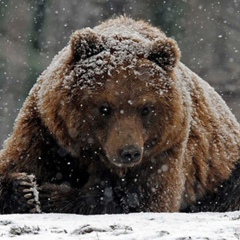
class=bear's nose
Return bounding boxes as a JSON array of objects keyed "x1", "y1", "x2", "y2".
[{"x1": 120, "y1": 145, "x2": 142, "y2": 163}]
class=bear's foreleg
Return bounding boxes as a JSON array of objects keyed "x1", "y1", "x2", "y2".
[{"x1": 38, "y1": 182, "x2": 122, "y2": 214}]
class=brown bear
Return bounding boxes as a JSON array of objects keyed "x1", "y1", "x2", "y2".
[{"x1": 1, "y1": 16, "x2": 240, "y2": 214}]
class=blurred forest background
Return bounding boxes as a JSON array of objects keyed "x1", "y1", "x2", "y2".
[{"x1": 0, "y1": 0, "x2": 239, "y2": 147}]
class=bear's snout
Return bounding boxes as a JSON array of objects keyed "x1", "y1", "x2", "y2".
[
  {"x1": 103, "y1": 116, "x2": 144, "y2": 168},
  {"x1": 119, "y1": 145, "x2": 142, "y2": 164}
]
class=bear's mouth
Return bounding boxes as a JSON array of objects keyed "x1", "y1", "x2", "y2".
[{"x1": 111, "y1": 157, "x2": 142, "y2": 168}]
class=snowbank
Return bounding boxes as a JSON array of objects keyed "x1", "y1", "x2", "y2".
[{"x1": 0, "y1": 211, "x2": 240, "y2": 239}]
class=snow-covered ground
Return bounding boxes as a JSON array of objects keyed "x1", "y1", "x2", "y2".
[{"x1": 0, "y1": 212, "x2": 240, "y2": 240}]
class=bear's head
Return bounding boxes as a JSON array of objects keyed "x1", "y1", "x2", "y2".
[{"x1": 38, "y1": 27, "x2": 189, "y2": 175}]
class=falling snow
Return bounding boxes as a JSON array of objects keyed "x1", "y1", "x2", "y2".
[{"x1": 0, "y1": 3, "x2": 240, "y2": 239}]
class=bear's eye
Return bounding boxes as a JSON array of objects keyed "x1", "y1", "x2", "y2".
[
  {"x1": 141, "y1": 107, "x2": 150, "y2": 116},
  {"x1": 141, "y1": 104, "x2": 155, "y2": 117},
  {"x1": 100, "y1": 103, "x2": 111, "y2": 116}
]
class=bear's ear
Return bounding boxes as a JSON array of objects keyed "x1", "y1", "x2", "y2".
[
  {"x1": 70, "y1": 28, "x2": 105, "y2": 61},
  {"x1": 148, "y1": 38, "x2": 181, "y2": 72}
]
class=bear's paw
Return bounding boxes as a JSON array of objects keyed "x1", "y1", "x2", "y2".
[{"x1": 0, "y1": 173, "x2": 41, "y2": 214}]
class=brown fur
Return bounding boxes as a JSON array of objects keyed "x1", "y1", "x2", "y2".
[{"x1": 0, "y1": 16, "x2": 240, "y2": 214}]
